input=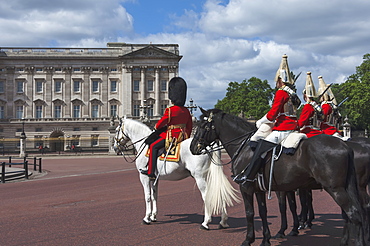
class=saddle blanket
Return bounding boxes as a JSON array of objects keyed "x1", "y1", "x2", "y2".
[
  {"x1": 281, "y1": 132, "x2": 307, "y2": 149},
  {"x1": 145, "y1": 143, "x2": 181, "y2": 162}
]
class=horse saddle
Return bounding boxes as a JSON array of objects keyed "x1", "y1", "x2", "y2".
[
  {"x1": 145, "y1": 143, "x2": 181, "y2": 162},
  {"x1": 281, "y1": 132, "x2": 307, "y2": 155}
]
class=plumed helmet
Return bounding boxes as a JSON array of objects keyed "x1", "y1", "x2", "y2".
[
  {"x1": 168, "y1": 77, "x2": 187, "y2": 106},
  {"x1": 303, "y1": 72, "x2": 317, "y2": 98},
  {"x1": 274, "y1": 54, "x2": 294, "y2": 85},
  {"x1": 317, "y1": 75, "x2": 337, "y2": 105}
]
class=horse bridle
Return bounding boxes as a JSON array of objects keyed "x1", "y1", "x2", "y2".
[
  {"x1": 114, "y1": 122, "x2": 151, "y2": 163},
  {"x1": 197, "y1": 112, "x2": 256, "y2": 164}
]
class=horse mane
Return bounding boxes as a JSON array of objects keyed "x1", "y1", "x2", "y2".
[
  {"x1": 123, "y1": 118, "x2": 152, "y2": 138},
  {"x1": 205, "y1": 108, "x2": 256, "y2": 132}
]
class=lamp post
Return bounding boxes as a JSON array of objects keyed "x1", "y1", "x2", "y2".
[
  {"x1": 19, "y1": 118, "x2": 27, "y2": 157},
  {"x1": 186, "y1": 98, "x2": 197, "y2": 116},
  {"x1": 342, "y1": 116, "x2": 351, "y2": 138},
  {"x1": 140, "y1": 98, "x2": 155, "y2": 125}
]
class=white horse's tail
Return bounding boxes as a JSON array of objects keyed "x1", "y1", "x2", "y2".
[{"x1": 205, "y1": 150, "x2": 241, "y2": 215}]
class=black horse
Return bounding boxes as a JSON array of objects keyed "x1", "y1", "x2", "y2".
[
  {"x1": 292, "y1": 137, "x2": 370, "y2": 236},
  {"x1": 190, "y1": 108, "x2": 365, "y2": 246}
]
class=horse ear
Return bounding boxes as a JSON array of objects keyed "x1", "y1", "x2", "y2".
[{"x1": 199, "y1": 107, "x2": 208, "y2": 116}]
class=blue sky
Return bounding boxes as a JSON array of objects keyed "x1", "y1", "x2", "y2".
[
  {"x1": 1, "y1": 0, "x2": 370, "y2": 117},
  {"x1": 124, "y1": 0, "x2": 207, "y2": 35}
]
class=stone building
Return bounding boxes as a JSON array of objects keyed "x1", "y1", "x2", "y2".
[{"x1": 0, "y1": 43, "x2": 182, "y2": 154}]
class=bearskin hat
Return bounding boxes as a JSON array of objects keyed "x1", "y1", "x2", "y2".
[{"x1": 168, "y1": 77, "x2": 187, "y2": 106}]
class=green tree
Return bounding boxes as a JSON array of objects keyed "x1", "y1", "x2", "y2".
[
  {"x1": 215, "y1": 77, "x2": 274, "y2": 119},
  {"x1": 339, "y1": 53, "x2": 370, "y2": 130}
]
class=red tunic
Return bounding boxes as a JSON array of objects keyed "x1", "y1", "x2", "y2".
[
  {"x1": 266, "y1": 89, "x2": 298, "y2": 131},
  {"x1": 298, "y1": 103, "x2": 323, "y2": 138},
  {"x1": 155, "y1": 105, "x2": 193, "y2": 140},
  {"x1": 320, "y1": 103, "x2": 339, "y2": 135}
]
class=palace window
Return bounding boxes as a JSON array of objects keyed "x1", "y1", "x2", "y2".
[
  {"x1": 92, "y1": 105, "x2": 99, "y2": 118},
  {"x1": 55, "y1": 80, "x2": 62, "y2": 93},
  {"x1": 147, "y1": 104, "x2": 153, "y2": 117},
  {"x1": 161, "y1": 80, "x2": 167, "y2": 91},
  {"x1": 133, "y1": 104, "x2": 140, "y2": 117},
  {"x1": 110, "y1": 80, "x2": 117, "y2": 92},
  {"x1": 0, "y1": 81, "x2": 4, "y2": 93},
  {"x1": 16, "y1": 106, "x2": 23, "y2": 119},
  {"x1": 17, "y1": 81, "x2": 24, "y2": 93},
  {"x1": 133, "y1": 80, "x2": 140, "y2": 92},
  {"x1": 36, "y1": 105, "x2": 43, "y2": 119},
  {"x1": 54, "y1": 105, "x2": 61, "y2": 118},
  {"x1": 147, "y1": 80, "x2": 154, "y2": 91},
  {"x1": 0, "y1": 106, "x2": 4, "y2": 119},
  {"x1": 36, "y1": 81, "x2": 43, "y2": 93},
  {"x1": 92, "y1": 80, "x2": 99, "y2": 93},
  {"x1": 110, "y1": 104, "x2": 117, "y2": 117},
  {"x1": 73, "y1": 105, "x2": 81, "y2": 118},
  {"x1": 73, "y1": 80, "x2": 81, "y2": 93}
]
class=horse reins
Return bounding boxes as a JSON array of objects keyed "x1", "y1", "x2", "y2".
[
  {"x1": 115, "y1": 124, "x2": 151, "y2": 163},
  {"x1": 198, "y1": 114, "x2": 256, "y2": 166}
]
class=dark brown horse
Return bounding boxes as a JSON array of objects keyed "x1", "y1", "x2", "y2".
[
  {"x1": 190, "y1": 108, "x2": 365, "y2": 246},
  {"x1": 293, "y1": 137, "x2": 370, "y2": 237}
]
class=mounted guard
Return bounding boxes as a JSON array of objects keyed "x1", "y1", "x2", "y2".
[
  {"x1": 140, "y1": 77, "x2": 193, "y2": 178},
  {"x1": 297, "y1": 72, "x2": 323, "y2": 138},
  {"x1": 317, "y1": 75, "x2": 342, "y2": 138},
  {"x1": 234, "y1": 54, "x2": 301, "y2": 187}
]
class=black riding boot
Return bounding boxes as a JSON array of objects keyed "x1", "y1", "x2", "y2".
[{"x1": 233, "y1": 139, "x2": 277, "y2": 185}]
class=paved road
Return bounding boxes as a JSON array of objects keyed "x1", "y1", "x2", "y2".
[{"x1": 1, "y1": 155, "x2": 345, "y2": 245}]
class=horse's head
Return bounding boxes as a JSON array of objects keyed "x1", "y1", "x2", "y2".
[
  {"x1": 190, "y1": 108, "x2": 220, "y2": 155},
  {"x1": 113, "y1": 117, "x2": 130, "y2": 154}
]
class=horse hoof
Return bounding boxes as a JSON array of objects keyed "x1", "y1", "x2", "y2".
[
  {"x1": 273, "y1": 233, "x2": 285, "y2": 239},
  {"x1": 288, "y1": 230, "x2": 299, "y2": 236},
  {"x1": 200, "y1": 225, "x2": 209, "y2": 231},
  {"x1": 142, "y1": 220, "x2": 151, "y2": 225},
  {"x1": 241, "y1": 240, "x2": 251, "y2": 246},
  {"x1": 218, "y1": 224, "x2": 229, "y2": 229},
  {"x1": 305, "y1": 224, "x2": 312, "y2": 229},
  {"x1": 260, "y1": 241, "x2": 271, "y2": 246}
]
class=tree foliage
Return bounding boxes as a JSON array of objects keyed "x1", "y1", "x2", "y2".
[
  {"x1": 214, "y1": 77, "x2": 274, "y2": 119},
  {"x1": 337, "y1": 53, "x2": 370, "y2": 130}
]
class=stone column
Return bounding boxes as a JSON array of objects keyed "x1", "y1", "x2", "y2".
[
  {"x1": 154, "y1": 67, "x2": 160, "y2": 116},
  {"x1": 108, "y1": 116, "x2": 117, "y2": 155},
  {"x1": 19, "y1": 119, "x2": 26, "y2": 157},
  {"x1": 140, "y1": 67, "x2": 146, "y2": 118}
]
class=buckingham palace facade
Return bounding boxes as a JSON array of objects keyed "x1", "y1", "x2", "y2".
[{"x1": 0, "y1": 43, "x2": 182, "y2": 154}]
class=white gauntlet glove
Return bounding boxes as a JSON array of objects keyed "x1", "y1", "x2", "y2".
[{"x1": 256, "y1": 114, "x2": 273, "y2": 129}]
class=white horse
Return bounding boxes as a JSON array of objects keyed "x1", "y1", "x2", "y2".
[{"x1": 113, "y1": 117, "x2": 240, "y2": 229}]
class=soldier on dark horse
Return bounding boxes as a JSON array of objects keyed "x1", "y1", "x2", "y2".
[{"x1": 233, "y1": 54, "x2": 301, "y2": 187}]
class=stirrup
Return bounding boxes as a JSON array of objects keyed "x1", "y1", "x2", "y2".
[
  {"x1": 233, "y1": 173, "x2": 255, "y2": 184},
  {"x1": 140, "y1": 169, "x2": 156, "y2": 178}
]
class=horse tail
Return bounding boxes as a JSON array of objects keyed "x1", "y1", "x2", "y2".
[
  {"x1": 345, "y1": 148, "x2": 366, "y2": 232},
  {"x1": 346, "y1": 149, "x2": 361, "y2": 205},
  {"x1": 204, "y1": 149, "x2": 240, "y2": 215}
]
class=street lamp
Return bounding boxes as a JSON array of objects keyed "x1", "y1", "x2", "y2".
[
  {"x1": 140, "y1": 98, "x2": 155, "y2": 124},
  {"x1": 186, "y1": 98, "x2": 197, "y2": 115},
  {"x1": 19, "y1": 118, "x2": 27, "y2": 157}
]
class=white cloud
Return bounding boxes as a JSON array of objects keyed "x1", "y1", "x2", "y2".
[
  {"x1": 1, "y1": 0, "x2": 369, "y2": 116},
  {"x1": 0, "y1": 0, "x2": 134, "y2": 46}
]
